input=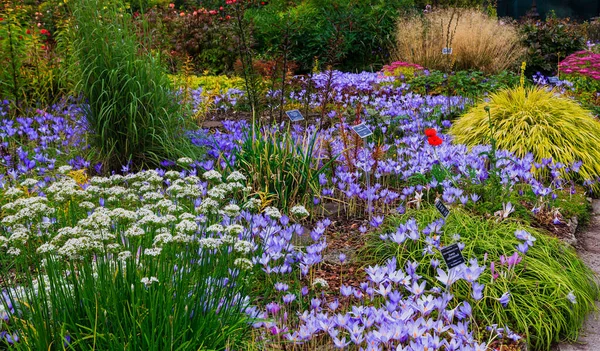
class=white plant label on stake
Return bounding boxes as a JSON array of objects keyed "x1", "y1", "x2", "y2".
[{"x1": 442, "y1": 47, "x2": 453, "y2": 55}]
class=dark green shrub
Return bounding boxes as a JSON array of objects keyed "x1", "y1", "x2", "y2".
[
  {"x1": 247, "y1": 0, "x2": 412, "y2": 72},
  {"x1": 72, "y1": 0, "x2": 201, "y2": 171},
  {"x1": 520, "y1": 15, "x2": 586, "y2": 76},
  {"x1": 405, "y1": 69, "x2": 520, "y2": 98}
]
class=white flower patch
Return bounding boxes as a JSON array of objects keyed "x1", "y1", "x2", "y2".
[
  {"x1": 9, "y1": 227, "x2": 30, "y2": 243},
  {"x1": 206, "y1": 224, "x2": 224, "y2": 233},
  {"x1": 79, "y1": 210, "x2": 112, "y2": 230},
  {"x1": 0, "y1": 235, "x2": 8, "y2": 247},
  {"x1": 220, "y1": 204, "x2": 241, "y2": 218},
  {"x1": 110, "y1": 208, "x2": 137, "y2": 222},
  {"x1": 242, "y1": 198, "x2": 261, "y2": 211},
  {"x1": 118, "y1": 251, "x2": 132, "y2": 262},
  {"x1": 203, "y1": 170, "x2": 222, "y2": 182},
  {"x1": 207, "y1": 187, "x2": 227, "y2": 200},
  {"x1": 36, "y1": 243, "x2": 56, "y2": 254},
  {"x1": 58, "y1": 165, "x2": 73, "y2": 174},
  {"x1": 225, "y1": 224, "x2": 244, "y2": 235},
  {"x1": 226, "y1": 171, "x2": 247, "y2": 182},
  {"x1": 144, "y1": 247, "x2": 162, "y2": 257},
  {"x1": 198, "y1": 238, "x2": 222, "y2": 249},
  {"x1": 20, "y1": 178, "x2": 39, "y2": 188},
  {"x1": 178, "y1": 213, "x2": 196, "y2": 221},
  {"x1": 233, "y1": 240, "x2": 254, "y2": 255},
  {"x1": 7, "y1": 247, "x2": 21, "y2": 256},
  {"x1": 196, "y1": 198, "x2": 220, "y2": 214},
  {"x1": 175, "y1": 220, "x2": 198, "y2": 234},
  {"x1": 312, "y1": 278, "x2": 329, "y2": 289},
  {"x1": 165, "y1": 171, "x2": 182, "y2": 180},
  {"x1": 177, "y1": 157, "x2": 194, "y2": 166},
  {"x1": 290, "y1": 205, "x2": 310, "y2": 218},
  {"x1": 4, "y1": 187, "x2": 24, "y2": 199},
  {"x1": 90, "y1": 176, "x2": 112, "y2": 187},
  {"x1": 153, "y1": 233, "x2": 173, "y2": 246},
  {"x1": 234, "y1": 258, "x2": 254, "y2": 270},
  {"x1": 79, "y1": 201, "x2": 96, "y2": 210},
  {"x1": 142, "y1": 191, "x2": 165, "y2": 202},
  {"x1": 141, "y1": 276, "x2": 159, "y2": 286},
  {"x1": 172, "y1": 234, "x2": 192, "y2": 243},
  {"x1": 263, "y1": 206, "x2": 282, "y2": 219},
  {"x1": 124, "y1": 225, "x2": 145, "y2": 238}
]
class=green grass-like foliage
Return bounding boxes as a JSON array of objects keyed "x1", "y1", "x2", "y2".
[
  {"x1": 72, "y1": 0, "x2": 199, "y2": 171},
  {"x1": 365, "y1": 206, "x2": 598, "y2": 350},
  {"x1": 450, "y1": 86, "x2": 600, "y2": 183},
  {"x1": 233, "y1": 124, "x2": 333, "y2": 212}
]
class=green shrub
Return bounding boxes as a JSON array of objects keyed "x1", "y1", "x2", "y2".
[
  {"x1": 449, "y1": 86, "x2": 600, "y2": 185},
  {"x1": 365, "y1": 206, "x2": 598, "y2": 350},
  {"x1": 404, "y1": 69, "x2": 520, "y2": 98},
  {"x1": 247, "y1": 0, "x2": 410, "y2": 72},
  {"x1": 520, "y1": 15, "x2": 586, "y2": 76},
  {"x1": 72, "y1": 0, "x2": 201, "y2": 171}
]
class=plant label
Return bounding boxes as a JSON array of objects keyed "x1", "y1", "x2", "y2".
[
  {"x1": 442, "y1": 47, "x2": 453, "y2": 55},
  {"x1": 547, "y1": 76, "x2": 560, "y2": 84},
  {"x1": 441, "y1": 243, "x2": 465, "y2": 270},
  {"x1": 352, "y1": 123, "x2": 373, "y2": 139},
  {"x1": 435, "y1": 199, "x2": 450, "y2": 218},
  {"x1": 285, "y1": 109, "x2": 304, "y2": 122}
]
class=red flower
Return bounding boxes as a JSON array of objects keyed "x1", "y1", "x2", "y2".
[
  {"x1": 26, "y1": 29, "x2": 31, "y2": 34},
  {"x1": 40, "y1": 29, "x2": 50, "y2": 36},
  {"x1": 424, "y1": 128, "x2": 437, "y2": 137},
  {"x1": 427, "y1": 135, "x2": 443, "y2": 146}
]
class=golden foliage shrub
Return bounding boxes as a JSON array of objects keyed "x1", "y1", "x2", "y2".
[
  {"x1": 450, "y1": 86, "x2": 600, "y2": 184},
  {"x1": 394, "y1": 8, "x2": 525, "y2": 74}
]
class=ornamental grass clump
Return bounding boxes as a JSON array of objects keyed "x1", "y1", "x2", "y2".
[
  {"x1": 394, "y1": 8, "x2": 524, "y2": 74},
  {"x1": 450, "y1": 85, "x2": 600, "y2": 185},
  {"x1": 366, "y1": 207, "x2": 598, "y2": 350},
  {"x1": 71, "y1": 0, "x2": 200, "y2": 171}
]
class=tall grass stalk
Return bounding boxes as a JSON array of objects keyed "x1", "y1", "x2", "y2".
[{"x1": 71, "y1": 0, "x2": 200, "y2": 171}]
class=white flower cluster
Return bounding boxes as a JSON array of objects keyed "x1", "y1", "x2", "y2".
[
  {"x1": 290, "y1": 205, "x2": 310, "y2": 218},
  {"x1": 263, "y1": 206, "x2": 282, "y2": 219},
  {"x1": 141, "y1": 276, "x2": 159, "y2": 286}
]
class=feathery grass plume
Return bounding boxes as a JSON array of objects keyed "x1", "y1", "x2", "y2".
[
  {"x1": 394, "y1": 8, "x2": 524, "y2": 74},
  {"x1": 71, "y1": 0, "x2": 201, "y2": 171},
  {"x1": 450, "y1": 85, "x2": 600, "y2": 187}
]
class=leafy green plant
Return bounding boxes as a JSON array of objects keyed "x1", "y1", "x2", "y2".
[
  {"x1": 247, "y1": 0, "x2": 409, "y2": 72},
  {"x1": 450, "y1": 86, "x2": 600, "y2": 186},
  {"x1": 520, "y1": 15, "x2": 586, "y2": 76},
  {"x1": 405, "y1": 69, "x2": 520, "y2": 98},
  {"x1": 233, "y1": 124, "x2": 335, "y2": 212},
  {"x1": 71, "y1": 0, "x2": 200, "y2": 171},
  {"x1": 365, "y1": 206, "x2": 598, "y2": 350}
]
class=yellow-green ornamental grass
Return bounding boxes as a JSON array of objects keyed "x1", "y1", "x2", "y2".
[{"x1": 450, "y1": 86, "x2": 600, "y2": 183}]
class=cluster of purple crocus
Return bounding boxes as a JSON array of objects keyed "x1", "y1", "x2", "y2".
[{"x1": 0, "y1": 98, "x2": 89, "y2": 182}]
